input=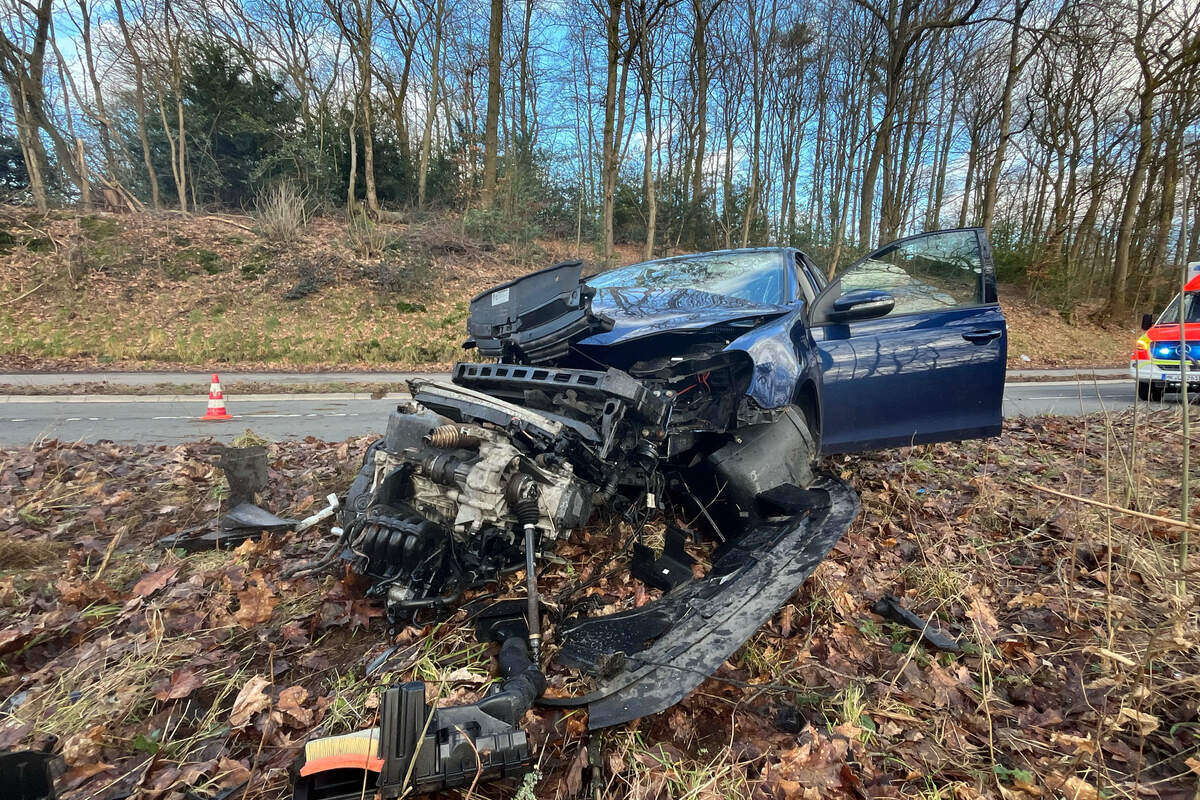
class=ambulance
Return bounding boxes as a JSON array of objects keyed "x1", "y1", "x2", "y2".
[{"x1": 1132, "y1": 266, "x2": 1200, "y2": 402}]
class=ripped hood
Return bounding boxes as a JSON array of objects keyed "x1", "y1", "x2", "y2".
[{"x1": 580, "y1": 286, "x2": 790, "y2": 346}]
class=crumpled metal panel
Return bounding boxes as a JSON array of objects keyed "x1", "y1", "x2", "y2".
[{"x1": 723, "y1": 307, "x2": 810, "y2": 410}]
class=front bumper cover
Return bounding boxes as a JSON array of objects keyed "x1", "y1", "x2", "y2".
[
  {"x1": 1132, "y1": 361, "x2": 1200, "y2": 385},
  {"x1": 541, "y1": 476, "x2": 860, "y2": 729}
]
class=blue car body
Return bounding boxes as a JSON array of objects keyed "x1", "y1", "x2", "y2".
[{"x1": 575, "y1": 228, "x2": 1007, "y2": 455}]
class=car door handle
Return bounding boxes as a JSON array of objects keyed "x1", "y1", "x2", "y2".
[{"x1": 962, "y1": 328, "x2": 1002, "y2": 344}]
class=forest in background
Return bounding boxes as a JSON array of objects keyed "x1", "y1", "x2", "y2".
[{"x1": 2, "y1": 0, "x2": 1200, "y2": 321}]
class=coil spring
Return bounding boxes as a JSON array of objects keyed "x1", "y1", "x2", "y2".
[{"x1": 425, "y1": 425, "x2": 480, "y2": 449}]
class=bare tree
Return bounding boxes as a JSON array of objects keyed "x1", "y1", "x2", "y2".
[
  {"x1": 851, "y1": 0, "x2": 982, "y2": 246},
  {"x1": 0, "y1": 0, "x2": 85, "y2": 208},
  {"x1": 1103, "y1": 0, "x2": 1200, "y2": 318},
  {"x1": 113, "y1": 0, "x2": 161, "y2": 208},
  {"x1": 417, "y1": 0, "x2": 445, "y2": 208},
  {"x1": 482, "y1": 0, "x2": 502, "y2": 206},
  {"x1": 326, "y1": 0, "x2": 380, "y2": 212}
]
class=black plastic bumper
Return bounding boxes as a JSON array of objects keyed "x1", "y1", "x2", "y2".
[{"x1": 541, "y1": 475, "x2": 860, "y2": 729}]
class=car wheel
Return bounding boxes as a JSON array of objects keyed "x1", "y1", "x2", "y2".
[
  {"x1": 1137, "y1": 381, "x2": 1151, "y2": 401},
  {"x1": 1149, "y1": 384, "x2": 1165, "y2": 403}
]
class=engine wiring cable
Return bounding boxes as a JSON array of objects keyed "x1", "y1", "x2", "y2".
[{"x1": 280, "y1": 518, "x2": 361, "y2": 580}]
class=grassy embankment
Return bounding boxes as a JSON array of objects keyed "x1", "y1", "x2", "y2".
[{"x1": 0, "y1": 206, "x2": 1135, "y2": 372}]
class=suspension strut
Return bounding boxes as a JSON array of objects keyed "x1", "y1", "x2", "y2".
[{"x1": 507, "y1": 477, "x2": 542, "y2": 661}]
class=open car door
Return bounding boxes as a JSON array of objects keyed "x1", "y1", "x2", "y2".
[{"x1": 809, "y1": 228, "x2": 1006, "y2": 454}]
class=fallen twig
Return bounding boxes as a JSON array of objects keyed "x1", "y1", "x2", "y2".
[
  {"x1": 1023, "y1": 481, "x2": 1200, "y2": 533},
  {"x1": 159, "y1": 209, "x2": 256, "y2": 233},
  {"x1": 2, "y1": 280, "x2": 49, "y2": 307}
]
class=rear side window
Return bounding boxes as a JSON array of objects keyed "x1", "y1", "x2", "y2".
[{"x1": 837, "y1": 230, "x2": 982, "y2": 315}]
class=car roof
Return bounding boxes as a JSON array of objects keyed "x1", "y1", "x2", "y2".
[
  {"x1": 639, "y1": 246, "x2": 793, "y2": 260},
  {"x1": 626, "y1": 247, "x2": 795, "y2": 268}
]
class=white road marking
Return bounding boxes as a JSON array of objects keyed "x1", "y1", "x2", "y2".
[
  {"x1": 10, "y1": 412, "x2": 364, "y2": 423},
  {"x1": 0, "y1": 392, "x2": 408, "y2": 404},
  {"x1": 1006, "y1": 379, "x2": 1127, "y2": 387}
]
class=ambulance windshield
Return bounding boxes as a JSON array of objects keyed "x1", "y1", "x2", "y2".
[{"x1": 1160, "y1": 292, "x2": 1200, "y2": 325}]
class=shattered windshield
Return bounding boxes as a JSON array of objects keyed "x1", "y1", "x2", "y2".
[{"x1": 587, "y1": 251, "x2": 788, "y2": 306}]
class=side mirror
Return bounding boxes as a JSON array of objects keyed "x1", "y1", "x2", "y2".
[
  {"x1": 1141, "y1": 313, "x2": 1154, "y2": 331},
  {"x1": 828, "y1": 289, "x2": 895, "y2": 323}
]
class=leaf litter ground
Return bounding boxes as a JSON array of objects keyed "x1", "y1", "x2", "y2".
[{"x1": 0, "y1": 409, "x2": 1197, "y2": 799}]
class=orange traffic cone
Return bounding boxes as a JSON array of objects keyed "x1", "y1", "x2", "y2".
[{"x1": 201, "y1": 373, "x2": 234, "y2": 421}]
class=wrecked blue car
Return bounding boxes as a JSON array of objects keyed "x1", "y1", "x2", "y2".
[{"x1": 294, "y1": 229, "x2": 1006, "y2": 798}]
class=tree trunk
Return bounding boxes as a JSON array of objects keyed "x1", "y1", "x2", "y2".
[
  {"x1": 599, "y1": 0, "x2": 623, "y2": 261},
  {"x1": 417, "y1": 0, "x2": 444, "y2": 208},
  {"x1": 76, "y1": 0, "x2": 117, "y2": 177},
  {"x1": 688, "y1": 0, "x2": 712, "y2": 243},
  {"x1": 640, "y1": 28, "x2": 656, "y2": 260},
  {"x1": 980, "y1": 0, "x2": 1028, "y2": 234},
  {"x1": 360, "y1": 0, "x2": 379, "y2": 212},
  {"x1": 740, "y1": 0, "x2": 764, "y2": 248},
  {"x1": 113, "y1": 0, "x2": 159, "y2": 208},
  {"x1": 1105, "y1": 84, "x2": 1155, "y2": 319},
  {"x1": 482, "y1": 0, "x2": 502, "y2": 206},
  {"x1": 347, "y1": 105, "x2": 359, "y2": 209},
  {"x1": 8, "y1": 91, "x2": 48, "y2": 211}
]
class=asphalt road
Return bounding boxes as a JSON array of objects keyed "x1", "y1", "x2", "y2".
[{"x1": 0, "y1": 377, "x2": 1181, "y2": 447}]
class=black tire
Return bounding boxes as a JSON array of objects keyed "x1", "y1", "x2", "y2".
[{"x1": 1139, "y1": 381, "x2": 1165, "y2": 402}]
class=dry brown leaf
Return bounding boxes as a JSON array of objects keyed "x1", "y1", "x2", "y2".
[
  {"x1": 441, "y1": 667, "x2": 485, "y2": 684},
  {"x1": 61, "y1": 762, "x2": 115, "y2": 790},
  {"x1": 154, "y1": 667, "x2": 205, "y2": 701},
  {"x1": 1113, "y1": 706, "x2": 1159, "y2": 736},
  {"x1": 61, "y1": 724, "x2": 104, "y2": 766},
  {"x1": 1006, "y1": 591, "x2": 1047, "y2": 609},
  {"x1": 966, "y1": 592, "x2": 1000, "y2": 637},
  {"x1": 1051, "y1": 731, "x2": 1098, "y2": 756},
  {"x1": 278, "y1": 685, "x2": 314, "y2": 728},
  {"x1": 216, "y1": 756, "x2": 252, "y2": 788},
  {"x1": 769, "y1": 731, "x2": 848, "y2": 791},
  {"x1": 1045, "y1": 774, "x2": 1100, "y2": 800},
  {"x1": 229, "y1": 675, "x2": 272, "y2": 727},
  {"x1": 131, "y1": 566, "x2": 180, "y2": 599},
  {"x1": 564, "y1": 744, "x2": 588, "y2": 796},
  {"x1": 234, "y1": 576, "x2": 276, "y2": 628}
]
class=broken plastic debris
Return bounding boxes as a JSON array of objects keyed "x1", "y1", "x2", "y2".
[{"x1": 871, "y1": 594, "x2": 961, "y2": 653}]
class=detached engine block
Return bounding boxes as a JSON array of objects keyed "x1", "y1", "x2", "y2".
[{"x1": 340, "y1": 396, "x2": 593, "y2": 619}]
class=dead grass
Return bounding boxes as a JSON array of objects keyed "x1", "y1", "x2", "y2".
[
  {"x1": 254, "y1": 184, "x2": 309, "y2": 243},
  {"x1": 6, "y1": 629, "x2": 194, "y2": 741},
  {"x1": 0, "y1": 207, "x2": 561, "y2": 371},
  {"x1": 0, "y1": 533, "x2": 67, "y2": 569},
  {"x1": 607, "y1": 729, "x2": 758, "y2": 799}
]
